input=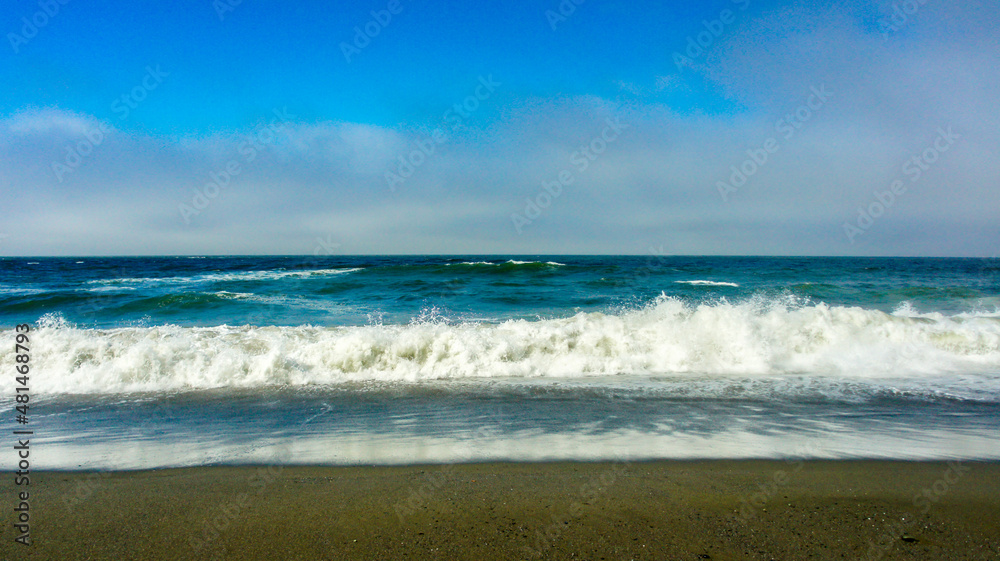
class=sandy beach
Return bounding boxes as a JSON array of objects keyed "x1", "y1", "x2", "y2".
[{"x1": 2, "y1": 460, "x2": 997, "y2": 560}]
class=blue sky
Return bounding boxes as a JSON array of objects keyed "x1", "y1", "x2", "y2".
[{"x1": 2, "y1": 0, "x2": 998, "y2": 255}]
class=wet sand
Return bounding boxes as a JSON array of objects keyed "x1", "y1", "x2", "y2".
[{"x1": 2, "y1": 460, "x2": 998, "y2": 560}]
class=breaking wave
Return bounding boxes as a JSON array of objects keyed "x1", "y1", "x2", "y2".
[
  {"x1": 5, "y1": 295, "x2": 999, "y2": 396},
  {"x1": 9, "y1": 296, "x2": 1000, "y2": 396}
]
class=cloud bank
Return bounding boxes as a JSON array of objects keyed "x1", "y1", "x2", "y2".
[{"x1": 2, "y1": 1, "x2": 998, "y2": 256}]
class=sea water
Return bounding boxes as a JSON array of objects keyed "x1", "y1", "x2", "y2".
[{"x1": 1, "y1": 256, "x2": 998, "y2": 469}]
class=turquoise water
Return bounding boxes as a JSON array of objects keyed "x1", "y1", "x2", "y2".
[
  {"x1": 2, "y1": 256, "x2": 997, "y2": 328},
  {"x1": 1, "y1": 256, "x2": 998, "y2": 468}
]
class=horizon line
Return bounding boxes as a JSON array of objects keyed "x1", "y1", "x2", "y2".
[{"x1": 1, "y1": 254, "x2": 996, "y2": 259}]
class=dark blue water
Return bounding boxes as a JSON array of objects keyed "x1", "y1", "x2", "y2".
[{"x1": 1, "y1": 256, "x2": 997, "y2": 328}]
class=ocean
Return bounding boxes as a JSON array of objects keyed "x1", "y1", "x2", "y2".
[{"x1": 1, "y1": 255, "x2": 998, "y2": 470}]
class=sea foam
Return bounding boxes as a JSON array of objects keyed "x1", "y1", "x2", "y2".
[{"x1": 6, "y1": 295, "x2": 999, "y2": 395}]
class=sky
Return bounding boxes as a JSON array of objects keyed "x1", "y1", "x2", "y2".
[{"x1": 1, "y1": 0, "x2": 998, "y2": 256}]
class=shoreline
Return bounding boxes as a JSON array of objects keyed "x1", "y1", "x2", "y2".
[{"x1": 3, "y1": 460, "x2": 998, "y2": 559}]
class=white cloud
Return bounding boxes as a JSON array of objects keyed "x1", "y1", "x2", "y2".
[{"x1": 2, "y1": 108, "x2": 112, "y2": 139}]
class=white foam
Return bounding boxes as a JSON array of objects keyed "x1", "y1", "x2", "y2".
[
  {"x1": 84, "y1": 286, "x2": 137, "y2": 293},
  {"x1": 212, "y1": 291, "x2": 257, "y2": 300},
  {"x1": 32, "y1": 427, "x2": 1000, "y2": 470},
  {"x1": 675, "y1": 280, "x2": 739, "y2": 287},
  {"x1": 452, "y1": 260, "x2": 566, "y2": 266},
  {"x1": 0, "y1": 286, "x2": 49, "y2": 295},
  {"x1": 87, "y1": 267, "x2": 362, "y2": 286},
  {"x1": 6, "y1": 295, "x2": 1000, "y2": 396}
]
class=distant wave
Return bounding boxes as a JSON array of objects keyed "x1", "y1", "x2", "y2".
[
  {"x1": 0, "y1": 286, "x2": 50, "y2": 296},
  {"x1": 83, "y1": 286, "x2": 138, "y2": 293},
  {"x1": 674, "y1": 280, "x2": 739, "y2": 287},
  {"x1": 450, "y1": 260, "x2": 566, "y2": 267},
  {"x1": 213, "y1": 291, "x2": 257, "y2": 300},
  {"x1": 87, "y1": 268, "x2": 362, "y2": 286},
  {"x1": 7, "y1": 295, "x2": 999, "y2": 396},
  {"x1": 506, "y1": 260, "x2": 566, "y2": 266}
]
